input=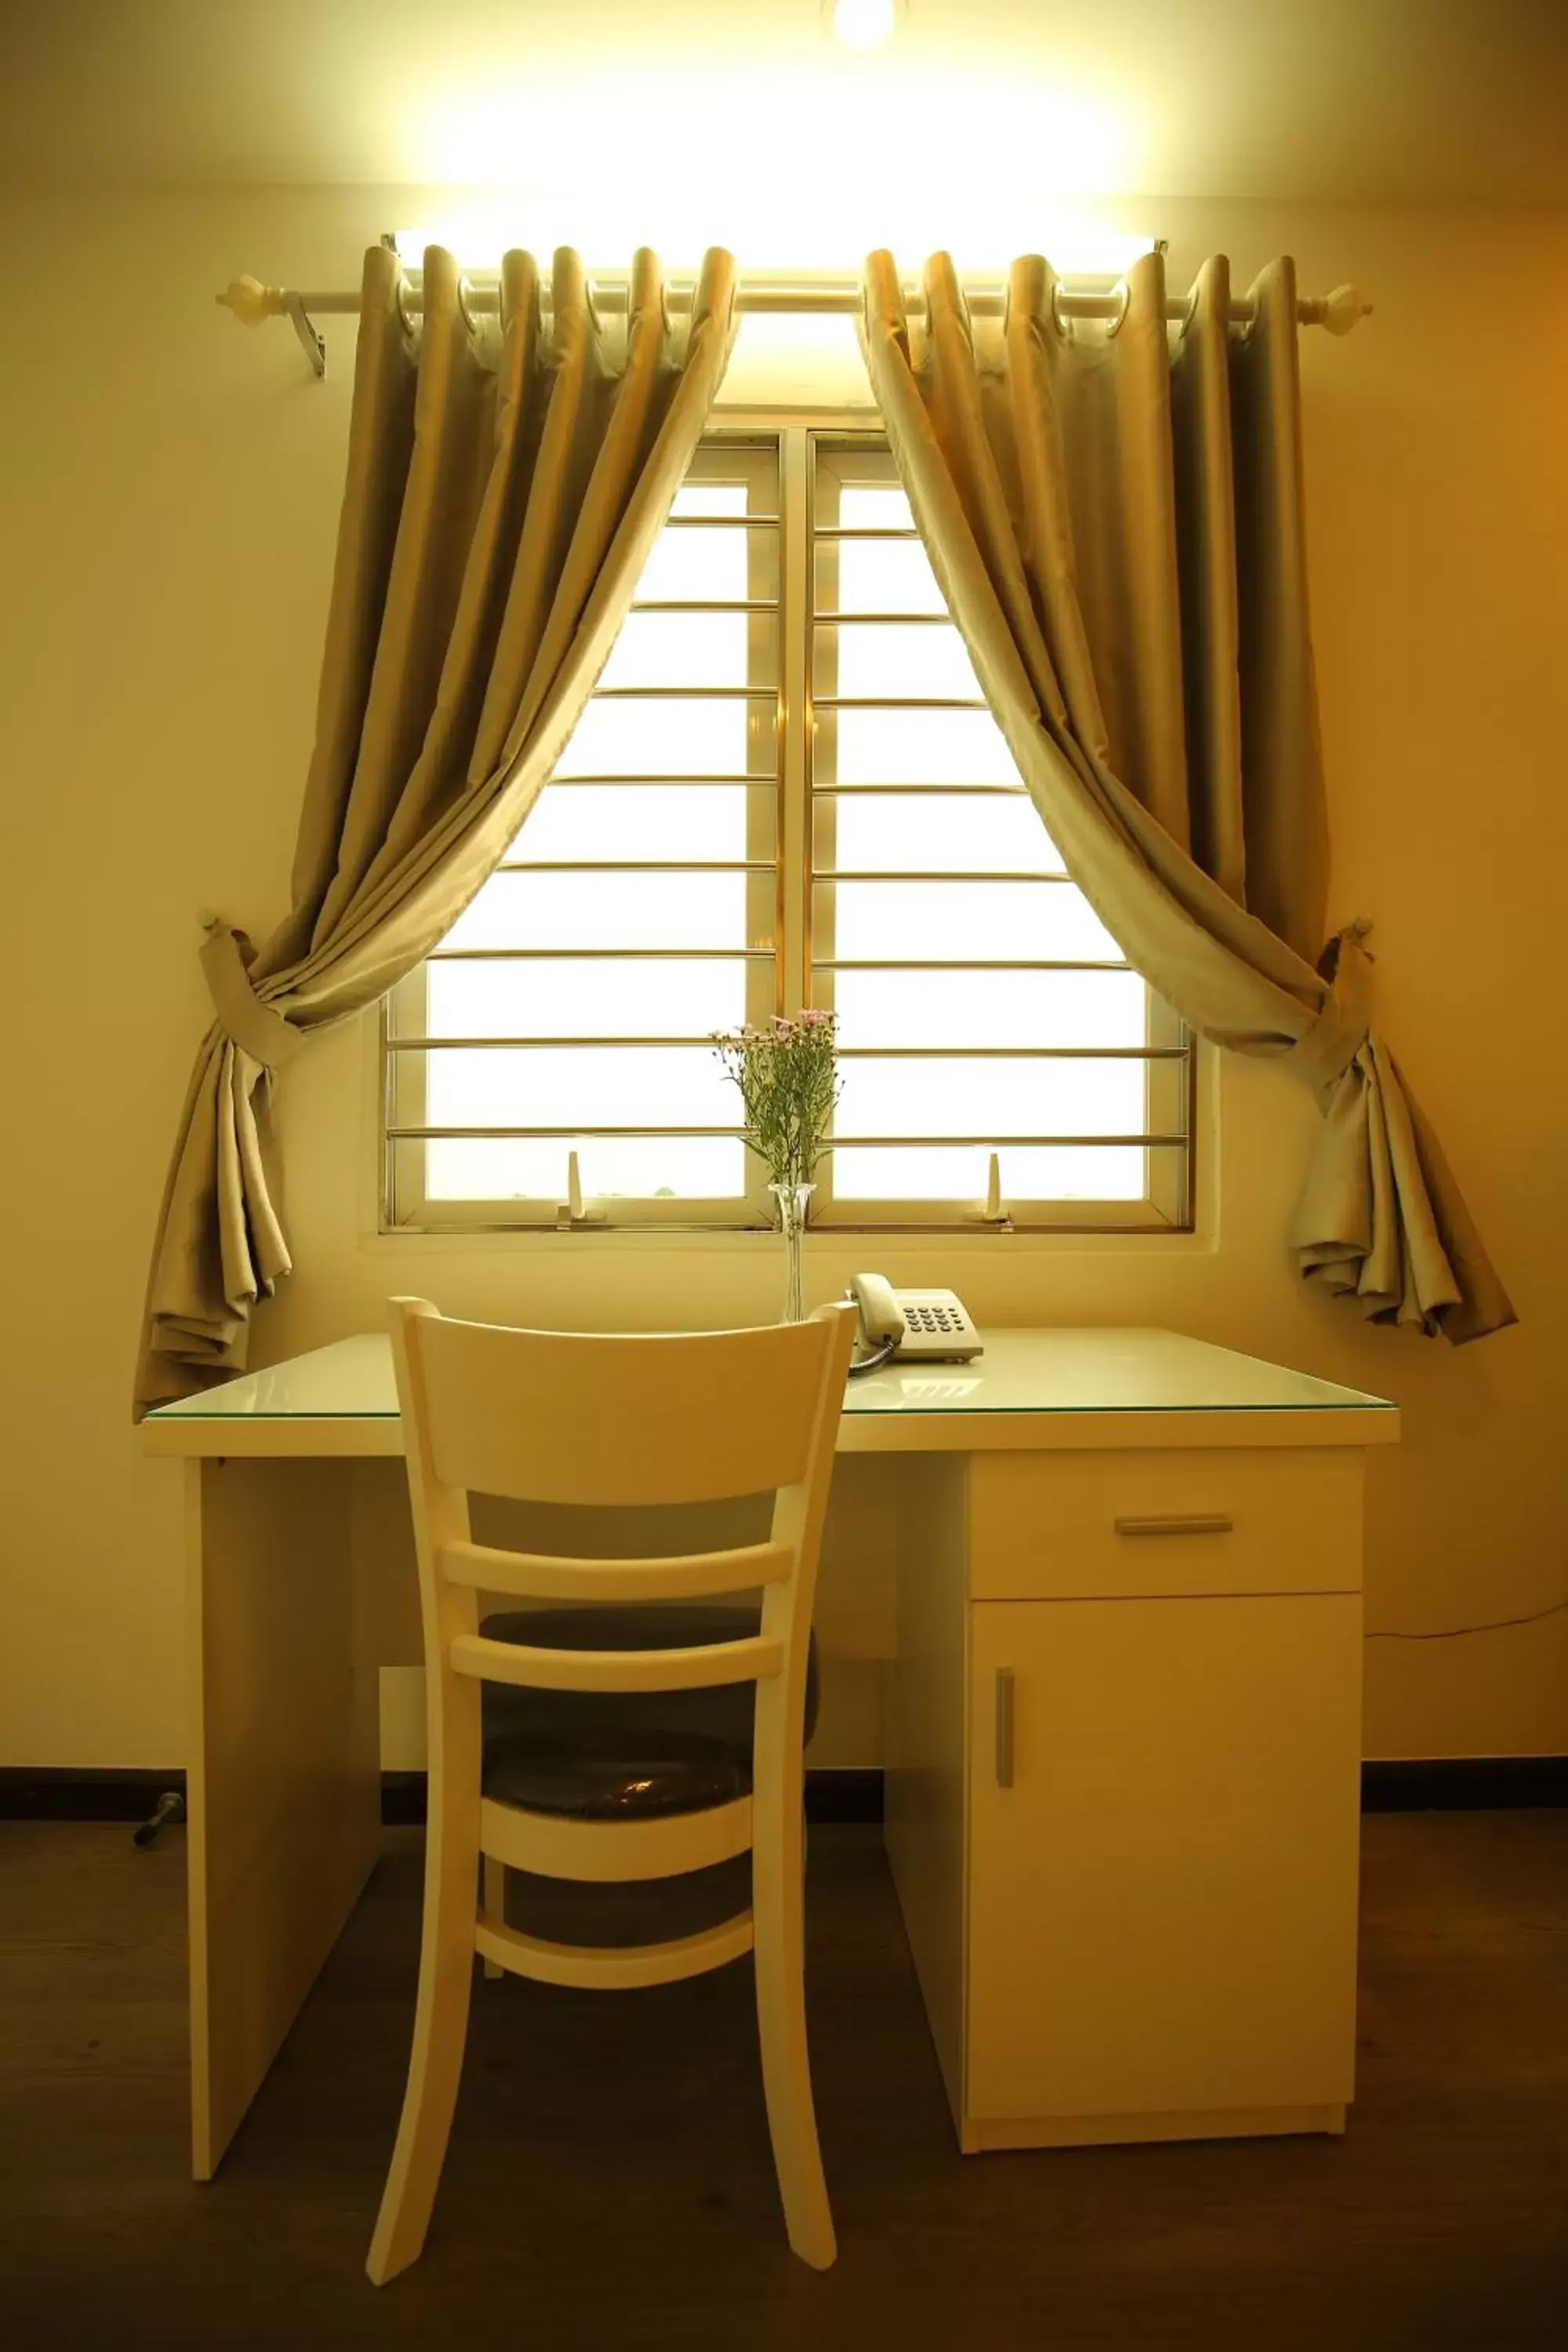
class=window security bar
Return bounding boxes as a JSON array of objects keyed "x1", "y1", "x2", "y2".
[
  {"x1": 517, "y1": 776, "x2": 1040, "y2": 795},
  {"x1": 423, "y1": 948, "x2": 1134, "y2": 971},
  {"x1": 814, "y1": 695, "x2": 988, "y2": 710},
  {"x1": 494, "y1": 860, "x2": 775, "y2": 875},
  {"x1": 387, "y1": 1039, "x2": 1189, "y2": 1058},
  {"x1": 426, "y1": 946, "x2": 779, "y2": 961},
  {"x1": 545, "y1": 786, "x2": 780, "y2": 795},
  {"x1": 488, "y1": 862, "x2": 1070, "y2": 881},
  {"x1": 811, "y1": 782, "x2": 1030, "y2": 797},
  {"x1": 813, "y1": 956, "x2": 1133, "y2": 972},
  {"x1": 388, "y1": 1127, "x2": 1189, "y2": 1147},
  {"x1": 531, "y1": 775, "x2": 1037, "y2": 794}
]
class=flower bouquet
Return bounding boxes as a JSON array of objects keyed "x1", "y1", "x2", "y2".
[{"x1": 713, "y1": 1011, "x2": 841, "y2": 1320}]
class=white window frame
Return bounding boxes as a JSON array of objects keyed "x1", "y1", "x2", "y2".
[{"x1": 380, "y1": 417, "x2": 1194, "y2": 1236}]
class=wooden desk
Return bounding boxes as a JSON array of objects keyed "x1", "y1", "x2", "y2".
[{"x1": 145, "y1": 1328, "x2": 1396, "y2": 2177}]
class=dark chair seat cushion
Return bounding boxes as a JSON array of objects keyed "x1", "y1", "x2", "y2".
[{"x1": 478, "y1": 1603, "x2": 819, "y2": 1823}]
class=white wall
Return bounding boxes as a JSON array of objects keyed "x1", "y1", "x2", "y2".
[{"x1": 2, "y1": 185, "x2": 1564, "y2": 1769}]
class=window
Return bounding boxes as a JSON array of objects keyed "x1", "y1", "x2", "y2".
[{"x1": 383, "y1": 429, "x2": 1192, "y2": 1232}]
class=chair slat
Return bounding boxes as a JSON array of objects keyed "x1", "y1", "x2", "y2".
[
  {"x1": 473, "y1": 1909, "x2": 755, "y2": 1990},
  {"x1": 449, "y1": 1630, "x2": 783, "y2": 1693},
  {"x1": 479, "y1": 1792, "x2": 753, "y2": 1882},
  {"x1": 416, "y1": 1315, "x2": 840, "y2": 1504},
  {"x1": 439, "y1": 1536, "x2": 793, "y2": 1602}
]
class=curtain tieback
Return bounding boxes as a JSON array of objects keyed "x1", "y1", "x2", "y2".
[
  {"x1": 199, "y1": 916, "x2": 302, "y2": 1068},
  {"x1": 1286, "y1": 920, "x2": 1375, "y2": 1094}
]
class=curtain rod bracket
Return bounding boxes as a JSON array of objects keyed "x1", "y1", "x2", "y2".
[
  {"x1": 216, "y1": 276, "x2": 327, "y2": 376},
  {"x1": 283, "y1": 293, "x2": 327, "y2": 379}
]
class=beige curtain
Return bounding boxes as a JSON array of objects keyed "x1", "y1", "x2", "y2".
[
  {"x1": 136, "y1": 242, "x2": 739, "y2": 1412},
  {"x1": 861, "y1": 249, "x2": 1513, "y2": 1343}
]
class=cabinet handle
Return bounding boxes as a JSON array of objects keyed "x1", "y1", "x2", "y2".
[
  {"x1": 1113, "y1": 1513, "x2": 1234, "y2": 1538},
  {"x1": 994, "y1": 1668, "x2": 1015, "y2": 1788}
]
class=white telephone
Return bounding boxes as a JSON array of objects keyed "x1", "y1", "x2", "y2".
[{"x1": 846, "y1": 1273, "x2": 983, "y2": 1377}]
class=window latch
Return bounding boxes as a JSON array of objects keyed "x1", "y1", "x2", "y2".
[
  {"x1": 964, "y1": 1151, "x2": 1012, "y2": 1229},
  {"x1": 557, "y1": 1149, "x2": 608, "y2": 1230}
]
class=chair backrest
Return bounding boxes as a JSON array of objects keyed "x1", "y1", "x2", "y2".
[{"x1": 390, "y1": 1299, "x2": 857, "y2": 1707}]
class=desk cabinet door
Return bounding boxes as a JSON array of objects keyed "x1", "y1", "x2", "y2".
[{"x1": 967, "y1": 1595, "x2": 1362, "y2": 2125}]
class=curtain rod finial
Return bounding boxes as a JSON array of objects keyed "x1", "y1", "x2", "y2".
[
  {"x1": 217, "y1": 274, "x2": 283, "y2": 326},
  {"x1": 1319, "y1": 283, "x2": 1373, "y2": 336}
]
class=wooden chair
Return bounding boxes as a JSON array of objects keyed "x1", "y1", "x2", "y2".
[{"x1": 368, "y1": 1296, "x2": 858, "y2": 2286}]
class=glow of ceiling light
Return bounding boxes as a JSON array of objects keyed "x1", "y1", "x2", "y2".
[
  {"x1": 404, "y1": 63, "x2": 1145, "y2": 255},
  {"x1": 832, "y1": 0, "x2": 899, "y2": 50},
  {"x1": 394, "y1": 217, "x2": 1155, "y2": 280}
]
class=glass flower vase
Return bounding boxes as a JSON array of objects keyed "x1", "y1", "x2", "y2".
[{"x1": 768, "y1": 1181, "x2": 815, "y2": 1325}]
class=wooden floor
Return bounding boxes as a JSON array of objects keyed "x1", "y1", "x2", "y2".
[{"x1": 1, "y1": 1813, "x2": 1564, "y2": 2350}]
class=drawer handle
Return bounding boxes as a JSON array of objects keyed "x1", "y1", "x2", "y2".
[
  {"x1": 995, "y1": 1668, "x2": 1015, "y2": 1789},
  {"x1": 1114, "y1": 1513, "x2": 1235, "y2": 1538}
]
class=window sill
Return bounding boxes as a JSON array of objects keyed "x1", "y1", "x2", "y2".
[{"x1": 368, "y1": 1221, "x2": 1214, "y2": 1256}]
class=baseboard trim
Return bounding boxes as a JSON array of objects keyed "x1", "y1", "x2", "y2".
[
  {"x1": 805, "y1": 1768, "x2": 885, "y2": 1822},
  {"x1": 0, "y1": 1767, "x2": 189, "y2": 1822},
  {"x1": 381, "y1": 1765, "x2": 886, "y2": 1828},
  {"x1": 1360, "y1": 1756, "x2": 1568, "y2": 1811},
  {"x1": 379, "y1": 1769, "x2": 429, "y2": 1827},
  {"x1": 6, "y1": 1758, "x2": 1565, "y2": 1824},
  {"x1": 0, "y1": 1765, "x2": 885, "y2": 1828}
]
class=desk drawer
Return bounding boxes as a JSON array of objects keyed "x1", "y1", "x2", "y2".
[{"x1": 967, "y1": 1449, "x2": 1363, "y2": 1601}]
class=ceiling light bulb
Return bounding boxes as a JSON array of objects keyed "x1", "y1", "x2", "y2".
[{"x1": 833, "y1": 0, "x2": 898, "y2": 52}]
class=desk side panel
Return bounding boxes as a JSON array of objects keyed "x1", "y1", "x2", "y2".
[
  {"x1": 884, "y1": 1454, "x2": 970, "y2": 2132},
  {"x1": 187, "y1": 1457, "x2": 379, "y2": 2178}
]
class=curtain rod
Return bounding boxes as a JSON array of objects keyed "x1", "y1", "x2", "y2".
[{"x1": 218, "y1": 269, "x2": 1373, "y2": 379}]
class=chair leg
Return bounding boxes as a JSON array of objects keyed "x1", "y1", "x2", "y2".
[
  {"x1": 753, "y1": 1797, "x2": 837, "y2": 2270},
  {"x1": 367, "y1": 1795, "x2": 480, "y2": 2285},
  {"x1": 481, "y1": 1856, "x2": 506, "y2": 1980}
]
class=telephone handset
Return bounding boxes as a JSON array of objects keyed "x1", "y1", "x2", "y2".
[{"x1": 846, "y1": 1273, "x2": 984, "y2": 1377}]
